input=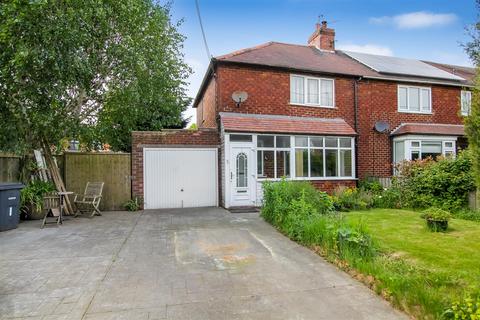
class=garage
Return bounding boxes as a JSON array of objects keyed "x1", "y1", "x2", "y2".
[{"x1": 143, "y1": 148, "x2": 218, "y2": 209}]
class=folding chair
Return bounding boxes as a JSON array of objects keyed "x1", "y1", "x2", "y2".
[
  {"x1": 74, "y1": 182, "x2": 104, "y2": 218},
  {"x1": 41, "y1": 192, "x2": 61, "y2": 228}
]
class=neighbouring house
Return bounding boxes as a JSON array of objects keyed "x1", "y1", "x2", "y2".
[{"x1": 132, "y1": 21, "x2": 475, "y2": 210}]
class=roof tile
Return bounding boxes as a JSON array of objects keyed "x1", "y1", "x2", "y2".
[
  {"x1": 390, "y1": 123, "x2": 465, "y2": 136},
  {"x1": 220, "y1": 112, "x2": 356, "y2": 136}
]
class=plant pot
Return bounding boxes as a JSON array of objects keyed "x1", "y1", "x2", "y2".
[
  {"x1": 426, "y1": 219, "x2": 448, "y2": 232},
  {"x1": 24, "y1": 205, "x2": 44, "y2": 220}
]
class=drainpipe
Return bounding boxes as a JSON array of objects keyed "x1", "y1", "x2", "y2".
[{"x1": 354, "y1": 77, "x2": 361, "y2": 186}]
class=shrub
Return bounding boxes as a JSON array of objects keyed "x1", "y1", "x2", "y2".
[
  {"x1": 395, "y1": 151, "x2": 475, "y2": 211},
  {"x1": 262, "y1": 179, "x2": 334, "y2": 225},
  {"x1": 337, "y1": 223, "x2": 375, "y2": 259},
  {"x1": 20, "y1": 180, "x2": 56, "y2": 218},
  {"x1": 420, "y1": 207, "x2": 452, "y2": 222},
  {"x1": 444, "y1": 296, "x2": 480, "y2": 320},
  {"x1": 359, "y1": 179, "x2": 384, "y2": 194},
  {"x1": 332, "y1": 187, "x2": 374, "y2": 211},
  {"x1": 124, "y1": 197, "x2": 142, "y2": 211},
  {"x1": 421, "y1": 207, "x2": 452, "y2": 232},
  {"x1": 262, "y1": 180, "x2": 375, "y2": 261},
  {"x1": 453, "y1": 209, "x2": 480, "y2": 222},
  {"x1": 372, "y1": 187, "x2": 402, "y2": 209}
]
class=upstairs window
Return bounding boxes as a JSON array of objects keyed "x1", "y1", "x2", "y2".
[
  {"x1": 461, "y1": 90, "x2": 472, "y2": 116},
  {"x1": 290, "y1": 75, "x2": 334, "y2": 107},
  {"x1": 398, "y1": 85, "x2": 431, "y2": 113}
]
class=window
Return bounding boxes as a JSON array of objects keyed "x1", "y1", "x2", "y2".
[
  {"x1": 293, "y1": 136, "x2": 354, "y2": 179},
  {"x1": 420, "y1": 141, "x2": 442, "y2": 159},
  {"x1": 443, "y1": 141, "x2": 455, "y2": 157},
  {"x1": 394, "y1": 141, "x2": 405, "y2": 164},
  {"x1": 290, "y1": 75, "x2": 334, "y2": 107},
  {"x1": 398, "y1": 85, "x2": 431, "y2": 113},
  {"x1": 236, "y1": 153, "x2": 248, "y2": 188},
  {"x1": 230, "y1": 134, "x2": 252, "y2": 142},
  {"x1": 255, "y1": 135, "x2": 354, "y2": 180},
  {"x1": 393, "y1": 138, "x2": 456, "y2": 163},
  {"x1": 257, "y1": 135, "x2": 291, "y2": 179},
  {"x1": 461, "y1": 90, "x2": 472, "y2": 116},
  {"x1": 291, "y1": 76, "x2": 304, "y2": 104}
]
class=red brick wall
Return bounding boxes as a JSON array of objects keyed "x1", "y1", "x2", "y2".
[
  {"x1": 131, "y1": 130, "x2": 220, "y2": 205},
  {"x1": 216, "y1": 64, "x2": 355, "y2": 127},
  {"x1": 356, "y1": 79, "x2": 464, "y2": 178},
  {"x1": 196, "y1": 77, "x2": 217, "y2": 128},
  {"x1": 310, "y1": 180, "x2": 357, "y2": 194}
]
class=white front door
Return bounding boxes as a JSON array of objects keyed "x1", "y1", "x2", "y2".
[{"x1": 230, "y1": 146, "x2": 255, "y2": 207}]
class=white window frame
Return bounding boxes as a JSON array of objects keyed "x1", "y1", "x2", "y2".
[
  {"x1": 397, "y1": 85, "x2": 432, "y2": 114},
  {"x1": 256, "y1": 135, "x2": 292, "y2": 180},
  {"x1": 254, "y1": 134, "x2": 355, "y2": 181},
  {"x1": 461, "y1": 90, "x2": 472, "y2": 116},
  {"x1": 257, "y1": 150, "x2": 264, "y2": 177},
  {"x1": 392, "y1": 135, "x2": 457, "y2": 164},
  {"x1": 290, "y1": 74, "x2": 335, "y2": 108}
]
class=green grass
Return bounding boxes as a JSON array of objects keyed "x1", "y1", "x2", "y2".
[{"x1": 346, "y1": 209, "x2": 480, "y2": 319}]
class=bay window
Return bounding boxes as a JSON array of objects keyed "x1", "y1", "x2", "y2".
[
  {"x1": 393, "y1": 137, "x2": 457, "y2": 163},
  {"x1": 290, "y1": 75, "x2": 334, "y2": 107},
  {"x1": 255, "y1": 135, "x2": 354, "y2": 180},
  {"x1": 398, "y1": 85, "x2": 431, "y2": 113}
]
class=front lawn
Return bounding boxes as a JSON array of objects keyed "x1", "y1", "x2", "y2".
[{"x1": 346, "y1": 209, "x2": 480, "y2": 319}]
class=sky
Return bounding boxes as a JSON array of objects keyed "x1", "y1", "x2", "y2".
[{"x1": 168, "y1": 0, "x2": 478, "y2": 125}]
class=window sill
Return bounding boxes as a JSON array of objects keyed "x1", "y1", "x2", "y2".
[
  {"x1": 289, "y1": 103, "x2": 336, "y2": 109},
  {"x1": 397, "y1": 109, "x2": 432, "y2": 115}
]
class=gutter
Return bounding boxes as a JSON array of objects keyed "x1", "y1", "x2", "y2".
[
  {"x1": 362, "y1": 75, "x2": 473, "y2": 88},
  {"x1": 192, "y1": 58, "x2": 217, "y2": 108},
  {"x1": 354, "y1": 77, "x2": 361, "y2": 185}
]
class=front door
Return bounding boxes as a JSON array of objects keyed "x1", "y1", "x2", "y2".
[{"x1": 230, "y1": 146, "x2": 254, "y2": 207}]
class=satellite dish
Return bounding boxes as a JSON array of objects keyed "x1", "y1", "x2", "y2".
[
  {"x1": 374, "y1": 121, "x2": 390, "y2": 133},
  {"x1": 232, "y1": 91, "x2": 248, "y2": 107}
]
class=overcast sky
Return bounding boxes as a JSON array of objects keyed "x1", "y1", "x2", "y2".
[{"x1": 169, "y1": 0, "x2": 477, "y2": 125}]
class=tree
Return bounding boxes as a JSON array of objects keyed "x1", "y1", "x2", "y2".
[
  {"x1": 465, "y1": 1, "x2": 480, "y2": 188},
  {"x1": 0, "y1": 0, "x2": 191, "y2": 155}
]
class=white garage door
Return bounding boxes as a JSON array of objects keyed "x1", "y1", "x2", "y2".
[{"x1": 144, "y1": 148, "x2": 218, "y2": 209}]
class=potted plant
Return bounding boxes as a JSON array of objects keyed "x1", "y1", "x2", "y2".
[
  {"x1": 20, "y1": 180, "x2": 56, "y2": 220},
  {"x1": 420, "y1": 207, "x2": 452, "y2": 232}
]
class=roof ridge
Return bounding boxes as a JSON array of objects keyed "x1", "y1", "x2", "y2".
[
  {"x1": 215, "y1": 42, "x2": 276, "y2": 60},
  {"x1": 422, "y1": 60, "x2": 475, "y2": 71}
]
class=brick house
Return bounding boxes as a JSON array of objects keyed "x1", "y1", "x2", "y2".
[{"x1": 132, "y1": 22, "x2": 474, "y2": 209}]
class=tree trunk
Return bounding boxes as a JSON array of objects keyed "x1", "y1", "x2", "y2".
[{"x1": 41, "y1": 141, "x2": 74, "y2": 215}]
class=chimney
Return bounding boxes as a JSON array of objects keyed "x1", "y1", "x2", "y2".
[{"x1": 308, "y1": 21, "x2": 335, "y2": 51}]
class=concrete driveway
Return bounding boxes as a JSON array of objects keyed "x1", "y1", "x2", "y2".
[{"x1": 0, "y1": 208, "x2": 406, "y2": 320}]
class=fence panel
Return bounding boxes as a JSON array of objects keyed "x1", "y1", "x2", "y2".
[
  {"x1": 0, "y1": 154, "x2": 21, "y2": 182},
  {"x1": 64, "y1": 152, "x2": 131, "y2": 211}
]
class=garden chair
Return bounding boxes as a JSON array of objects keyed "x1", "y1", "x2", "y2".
[
  {"x1": 74, "y1": 182, "x2": 104, "y2": 218},
  {"x1": 41, "y1": 192, "x2": 61, "y2": 228}
]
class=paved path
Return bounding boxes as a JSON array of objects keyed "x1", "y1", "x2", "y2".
[{"x1": 0, "y1": 208, "x2": 407, "y2": 319}]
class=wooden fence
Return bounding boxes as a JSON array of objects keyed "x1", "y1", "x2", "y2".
[
  {"x1": 469, "y1": 191, "x2": 480, "y2": 211},
  {"x1": 0, "y1": 154, "x2": 21, "y2": 182},
  {"x1": 64, "y1": 152, "x2": 131, "y2": 211}
]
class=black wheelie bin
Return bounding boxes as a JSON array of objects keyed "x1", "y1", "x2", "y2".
[{"x1": 0, "y1": 183, "x2": 24, "y2": 231}]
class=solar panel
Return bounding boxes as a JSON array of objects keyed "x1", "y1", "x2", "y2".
[{"x1": 342, "y1": 51, "x2": 465, "y2": 81}]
